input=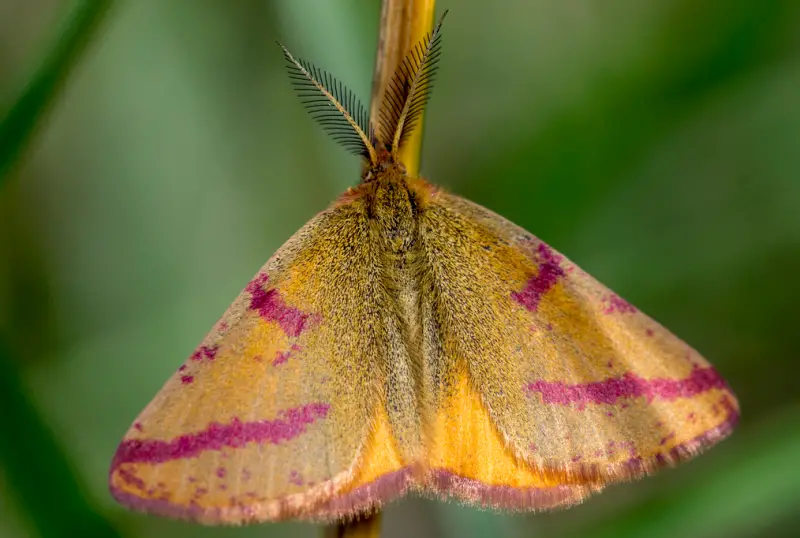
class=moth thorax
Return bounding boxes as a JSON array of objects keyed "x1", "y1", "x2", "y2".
[{"x1": 370, "y1": 173, "x2": 418, "y2": 253}]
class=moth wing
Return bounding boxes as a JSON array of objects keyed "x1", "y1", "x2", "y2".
[
  {"x1": 110, "y1": 201, "x2": 414, "y2": 523},
  {"x1": 416, "y1": 188, "x2": 738, "y2": 510}
]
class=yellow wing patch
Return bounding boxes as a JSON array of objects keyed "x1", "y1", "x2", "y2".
[
  {"x1": 312, "y1": 406, "x2": 412, "y2": 520},
  {"x1": 425, "y1": 369, "x2": 595, "y2": 510}
]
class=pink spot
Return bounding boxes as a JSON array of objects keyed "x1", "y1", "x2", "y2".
[
  {"x1": 624, "y1": 457, "x2": 643, "y2": 472},
  {"x1": 134, "y1": 422, "x2": 143, "y2": 432},
  {"x1": 187, "y1": 476, "x2": 196, "y2": 483},
  {"x1": 593, "y1": 450, "x2": 603, "y2": 457},
  {"x1": 530, "y1": 443, "x2": 538, "y2": 453},
  {"x1": 194, "y1": 488, "x2": 208, "y2": 498},
  {"x1": 526, "y1": 366, "x2": 729, "y2": 406},
  {"x1": 620, "y1": 441, "x2": 637, "y2": 457},
  {"x1": 289, "y1": 470, "x2": 304, "y2": 486},
  {"x1": 660, "y1": 432, "x2": 676, "y2": 446},
  {"x1": 621, "y1": 403, "x2": 630, "y2": 409},
  {"x1": 272, "y1": 344, "x2": 302, "y2": 367},
  {"x1": 191, "y1": 345, "x2": 219, "y2": 362},
  {"x1": 216, "y1": 467, "x2": 226, "y2": 478},
  {"x1": 603, "y1": 293, "x2": 638, "y2": 315},
  {"x1": 546, "y1": 323, "x2": 553, "y2": 331},
  {"x1": 246, "y1": 273, "x2": 314, "y2": 337},
  {"x1": 181, "y1": 375, "x2": 194, "y2": 385},
  {"x1": 178, "y1": 365, "x2": 187, "y2": 372},
  {"x1": 112, "y1": 403, "x2": 330, "y2": 470},
  {"x1": 218, "y1": 321, "x2": 229, "y2": 332},
  {"x1": 512, "y1": 243, "x2": 565, "y2": 312},
  {"x1": 646, "y1": 328, "x2": 655, "y2": 337},
  {"x1": 273, "y1": 351, "x2": 291, "y2": 366},
  {"x1": 571, "y1": 455, "x2": 582, "y2": 463},
  {"x1": 687, "y1": 412, "x2": 696, "y2": 423},
  {"x1": 685, "y1": 349, "x2": 701, "y2": 368},
  {"x1": 118, "y1": 468, "x2": 145, "y2": 490},
  {"x1": 719, "y1": 395, "x2": 737, "y2": 414},
  {"x1": 607, "y1": 360, "x2": 614, "y2": 368},
  {"x1": 606, "y1": 412, "x2": 614, "y2": 417},
  {"x1": 253, "y1": 355, "x2": 263, "y2": 363}
]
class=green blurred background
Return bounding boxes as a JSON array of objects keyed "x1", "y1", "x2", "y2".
[{"x1": 1, "y1": 1, "x2": 799, "y2": 537}]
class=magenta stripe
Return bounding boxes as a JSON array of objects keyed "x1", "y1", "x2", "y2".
[
  {"x1": 512, "y1": 243, "x2": 565, "y2": 312},
  {"x1": 245, "y1": 273, "x2": 313, "y2": 338},
  {"x1": 526, "y1": 366, "x2": 728, "y2": 405},
  {"x1": 112, "y1": 403, "x2": 329, "y2": 471}
]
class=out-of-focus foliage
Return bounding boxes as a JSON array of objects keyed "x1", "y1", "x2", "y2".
[
  {"x1": 0, "y1": 0, "x2": 111, "y2": 179},
  {"x1": 1, "y1": 1, "x2": 798, "y2": 537}
]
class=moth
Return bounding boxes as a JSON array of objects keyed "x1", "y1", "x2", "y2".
[{"x1": 109, "y1": 13, "x2": 738, "y2": 524}]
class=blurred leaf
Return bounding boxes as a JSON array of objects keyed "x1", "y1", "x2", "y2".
[
  {"x1": 460, "y1": 0, "x2": 799, "y2": 244},
  {"x1": 0, "y1": 1, "x2": 118, "y2": 535},
  {"x1": 436, "y1": 502, "x2": 518, "y2": 538},
  {"x1": 0, "y1": 335, "x2": 119, "y2": 537},
  {"x1": 0, "y1": 0, "x2": 113, "y2": 183}
]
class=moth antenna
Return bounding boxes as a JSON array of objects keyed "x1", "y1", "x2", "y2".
[
  {"x1": 279, "y1": 43, "x2": 377, "y2": 165},
  {"x1": 378, "y1": 10, "x2": 448, "y2": 157}
]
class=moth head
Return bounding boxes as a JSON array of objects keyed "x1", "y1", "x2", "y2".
[{"x1": 279, "y1": 10, "x2": 448, "y2": 177}]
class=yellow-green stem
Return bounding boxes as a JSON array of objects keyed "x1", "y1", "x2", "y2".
[{"x1": 369, "y1": 0, "x2": 436, "y2": 177}]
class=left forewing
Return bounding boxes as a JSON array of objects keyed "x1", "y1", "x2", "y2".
[{"x1": 109, "y1": 201, "x2": 413, "y2": 523}]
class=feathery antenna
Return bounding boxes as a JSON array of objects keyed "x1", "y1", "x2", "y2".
[
  {"x1": 279, "y1": 44, "x2": 377, "y2": 164},
  {"x1": 378, "y1": 10, "x2": 447, "y2": 156}
]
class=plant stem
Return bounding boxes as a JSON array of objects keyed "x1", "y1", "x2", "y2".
[{"x1": 369, "y1": 0, "x2": 437, "y2": 177}]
